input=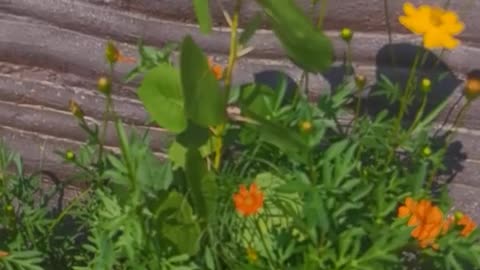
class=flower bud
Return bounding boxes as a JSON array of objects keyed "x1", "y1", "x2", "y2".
[
  {"x1": 422, "y1": 146, "x2": 432, "y2": 157},
  {"x1": 355, "y1": 75, "x2": 366, "y2": 90},
  {"x1": 464, "y1": 77, "x2": 480, "y2": 100},
  {"x1": 68, "y1": 100, "x2": 85, "y2": 120},
  {"x1": 105, "y1": 41, "x2": 119, "y2": 65},
  {"x1": 0, "y1": 251, "x2": 9, "y2": 258},
  {"x1": 299, "y1": 121, "x2": 313, "y2": 133},
  {"x1": 455, "y1": 211, "x2": 464, "y2": 221},
  {"x1": 97, "y1": 76, "x2": 112, "y2": 95},
  {"x1": 65, "y1": 150, "x2": 75, "y2": 161},
  {"x1": 340, "y1": 28, "x2": 353, "y2": 43},
  {"x1": 421, "y1": 78, "x2": 432, "y2": 94},
  {"x1": 208, "y1": 58, "x2": 224, "y2": 80},
  {"x1": 4, "y1": 205, "x2": 13, "y2": 213}
]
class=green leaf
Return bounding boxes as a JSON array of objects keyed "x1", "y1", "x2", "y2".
[
  {"x1": 238, "y1": 83, "x2": 277, "y2": 116},
  {"x1": 138, "y1": 64, "x2": 187, "y2": 133},
  {"x1": 412, "y1": 98, "x2": 449, "y2": 134},
  {"x1": 168, "y1": 141, "x2": 188, "y2": 170},
  {"x1": 193, "y1": 0, "x2": 212, "y2": 34},
  {"x1": 180, "y1": 36, "x2": 226, "y2": 127},
  {"x1": 304, "y1": 190, "x2": 329, "y2": 233},
  {"x1": 255, "y1": 0, "x2": 333, "y2": 72},
  {"x1": 155, "y1": 192, "x2": 201, "y2": 255},
  {"x1": 245, "y1": 112, "x2": 308, "y2": 162},
  {"x1": 177, "y1": 121, "x2": 210, "y2": 148},
  {"x1": 239, "y1": 13, "x2": 263, "y2": 45},
  {"x1": 185, "y1": 149, "x2": 217, "y2": 224}
]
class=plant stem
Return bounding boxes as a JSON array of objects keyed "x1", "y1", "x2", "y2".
[
  {"x1": 408, "y1": 93, "x2": 428, "y2": 133},
  {"x1": 384, "y1": 0, "x2": 396, "y2": 66},
  {"x1": 97, "y1": 95, "x2": 112, "y2": 163},
  {"x1": 346, "y1": 43, "x2": 353, "y2": 76},
  {"x1": 394, "y1": 51, "x2": 421, "y2": 134},
  {"x1": 48, "y1": 187, "x2": 91, "y2": 233},
  {"x1": 316, "y1": 0, "x2": 328, "y2": 30},
  {"x1": 213, "y1": 0, "x2": 242, "y2": 171},
  {"x1": 447, "y1": 99, "x2": 472, "y2": 143}
]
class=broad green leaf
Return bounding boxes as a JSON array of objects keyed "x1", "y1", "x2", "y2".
[
  {"x1": 137, "y1": 64, "x2": 187, "y2": 133},
  {"x1": 168, "y1": 141, "x2": 188, "y2": 169},
  {"x1": 180, "y1": 36, "x2": 226, "y2": 127},
  {"x1": 177, "y1": 121, "x2": 210, "y2": 148},
  {"x1": 193, "y1": 0, "x2": 212, "y2": 34},
  {"x1": 239, "y1": 13, "x2": 263, "y2": 45},
  {"x1": 155, "y1": 192, "x2": 201, "y2": 255},
  {"x1": 185, "y1": 149, "x2": 217, "y2": 224},
  {"x1": 304, "y1": 190, "x2": 329, "y2": 233},
  {"x1": 255, "y1": 0, "x2": 333, "y2": 72}
]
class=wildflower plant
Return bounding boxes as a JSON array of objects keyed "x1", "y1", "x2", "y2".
[{"x1": 1, "y1": 1, "x2": 480, "y2": 269}]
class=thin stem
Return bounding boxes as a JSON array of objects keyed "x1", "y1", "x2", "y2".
[
  {"x1": 346, "y1": 43, "x2": 353, "y2": 76},
  {"x1": 384, "y1": 0, "x2": 396, "y2": 66},
  {"x1": 213, "y1": 0, "x2": 242, "y2": 171},
  {"x1": 97, "y1": 95, "x2": 112, "y2": 163},
  {"x1": 434, "y1": 95, "x2": 463, "y2": 137},
  {"x1": 446, "y1": 100, "x2": 472, "y2": 143},
  {"x1": 353, "y1": 87, "x2": 364, "y2": 128},
  {"x1": 316, "y1": 0, "x2": 328, "y2": 30},
  {"x1": 408, "y1": 93, "x2": 428, "y2": 133},
  {"x1": 394, "y1": 51, "x2": 422, "y2": 134},
  {"x1": 48, "y1": 187, "x2": 91, "y2": 233}
]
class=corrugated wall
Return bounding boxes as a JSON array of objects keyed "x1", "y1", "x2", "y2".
[{"x1": 0, "y1": 0, "x2": 479, "y2": 219}]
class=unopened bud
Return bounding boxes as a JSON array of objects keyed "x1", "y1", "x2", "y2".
[
  {"x1": 422, "y1": 146, "x2": 432, "y2": 157},
  {"x1": 465, "y1": 77, "x2": 480, "y2": 100},
  {"x1": 355, "y1": 75, "x2": 366, "y2": 90},
  {"x1": 455, "y1": 211, "x2": 464, "y2": 221},
  {"x1": 299, "y1": 121, "x2": 313, "y2": 133},
  {"x1": 4, "y1": 205, "x2": 13, "y2": 213},
  {"x1": 97, "y1": 76, "x2": 112, "y2": 95},
  {"x1": 65, "y1": 150, "x2": 75, "y2": 161},
  {"x1": 69, "y1": 100, "x2": 84, "y2": 120},
  {"x1": 421, "y1": 78, "x2": 432, "y2": 94},
  {"x1": 105, "y1": 41, "x2": 119, "y2": 65},
  {"x1": 340, "y1": 28, "x2": 353, "y2": 43}
]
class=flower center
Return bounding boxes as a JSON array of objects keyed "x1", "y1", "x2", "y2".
[
  {"x1": 429, "y1": 8, "x2": 444, "y2": 26},
  {"x1": 244, "y1": 196, "x2": 254, "y2": 206}
]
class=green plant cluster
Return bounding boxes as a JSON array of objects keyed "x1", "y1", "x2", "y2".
[{"x1": 0, "y1": 0, "x2": 479, "y2": 269}]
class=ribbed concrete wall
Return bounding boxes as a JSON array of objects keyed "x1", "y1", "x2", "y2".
[{"x1": 0, "y1": 0, "x2": 479, "y2": 219}]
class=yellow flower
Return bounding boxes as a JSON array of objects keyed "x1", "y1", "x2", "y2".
[{"x1": 399, "y1": 2, "x2": 464, "y2": 50}]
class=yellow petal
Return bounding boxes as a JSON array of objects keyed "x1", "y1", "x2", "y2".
[
  {"x1": 423, "y1": 30, "x2": 445, "y2": 49},
  {"x1": 403, "y1": 2, "x2": 417, "y2": 16}
]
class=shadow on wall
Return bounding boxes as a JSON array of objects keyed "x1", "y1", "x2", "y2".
[{"x1": 249, "y1": 42, "x2": 467, "y2": 187}]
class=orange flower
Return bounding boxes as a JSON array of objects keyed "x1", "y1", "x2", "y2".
[
  {"x1": 398, "y1": 197, "x2": 417, "y2": 219},
  {"x1": 233, "y1": 183, "x2": 264, "y2": 216},
  {"x1": 457, "y1": 214, "x2": 476, "y2": 237},
  {"x1": 398, "y1": 198, "x2": 447, "y2": 249},
  {"x1": 409, "y1": 200, "x2": 444, "y2": 249},
  {"x1": 208, "y1": 58, "x2": 224, "y2": 80}
]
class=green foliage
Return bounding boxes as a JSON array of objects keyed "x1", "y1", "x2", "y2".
[{"x1": 1, "y1": 1, "x2": 479, "y2": 270}]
